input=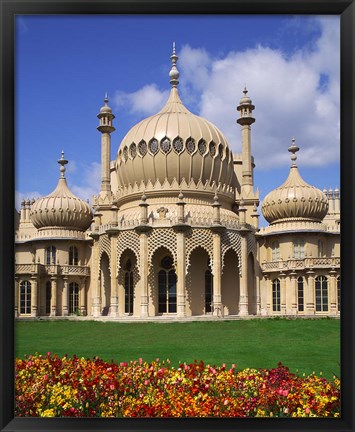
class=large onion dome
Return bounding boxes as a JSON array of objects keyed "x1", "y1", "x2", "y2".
[
  {"x1": 115, "y1": 44, "x2": 236, "y2": 201},
  {"x1": 262, "y1": 140, "x2": 328, "y2": 225},
  {"x1": 30, "y1": 152, "x2": 93, "y2": 231}
]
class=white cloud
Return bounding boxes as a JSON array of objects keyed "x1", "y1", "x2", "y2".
[
  {"x1": 71, "y1": 161, "x2": 101, "y2": 203},
  {"x1": 111, "y1": 17, "x2": 339, "y2": 171},
  {"x1": 180, "y1": 19, "x2": 339, "y2": 170},
  {"x1": 114, "y1": 84, "x2": 169, "y2": 116}
]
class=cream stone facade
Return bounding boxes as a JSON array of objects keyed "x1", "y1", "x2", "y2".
[{"x1": 15, "y1": 46, "x2": 340, "y2": 320}]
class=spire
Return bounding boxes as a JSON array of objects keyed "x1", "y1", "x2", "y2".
[
  {"x1": 288, "y1": 138, "x2": 299, "y2": 167},
  {"x1": 169, "y1": 42, "x2": 179, "y2": 88},
  {"x1": 57, "y1": 150, "x2": 68, "y2": 178}
]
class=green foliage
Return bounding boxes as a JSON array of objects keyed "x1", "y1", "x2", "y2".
[{"x1": 15, "y1": 318, "x2": 340, "y2": 381}]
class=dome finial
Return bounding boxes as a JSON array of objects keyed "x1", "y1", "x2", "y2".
[
  {"x1": 58, "y1": 150, "x2": 68, "y2": 178},
  {"x1": 288, "y1": 138, "x2": 299, "y2": 167},
  {"x1": 104, "y1": 92, "x2": 109, "y2": 104},
  {"x1": 169, "y1": 42, "x2": 179, "y2": 88}
]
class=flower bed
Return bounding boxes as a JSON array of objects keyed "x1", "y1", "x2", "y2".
[{"x1": 15, "y1": 354, "x2": 340, "y2": 417}]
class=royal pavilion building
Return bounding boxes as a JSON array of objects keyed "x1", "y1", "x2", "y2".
[{"x1": 14, "y1": 46, "x2": 340, "y2": 320}]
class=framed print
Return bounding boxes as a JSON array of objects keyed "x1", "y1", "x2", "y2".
[{"x1": 1, "y1": 0, "x2": 354, "y2": 431}]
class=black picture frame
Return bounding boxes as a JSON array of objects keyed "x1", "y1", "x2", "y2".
[{"x1": 1, "y1": 1, "x2": 354, "y2": 431}]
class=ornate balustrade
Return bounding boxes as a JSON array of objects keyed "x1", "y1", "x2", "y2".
[
  {"x1": 15, "y1": 264, "x2": 90, "y2": 277},
  {"x1": 261, "y1": 257, "x2": 340, "y2": 273}
]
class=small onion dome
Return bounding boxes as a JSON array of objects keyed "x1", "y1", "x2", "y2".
[
  {"x1": 115, "y1": 44, "x2": 235, "y2": 196},
  {"x1": 100, "y1": 93, "x2": 112, "y2": 114},
  {"x1": 30, "y1": 152, "x2": 93, "y2": 231},
  {"x1": 238, "y1": 85, "x2": 254, "y2": 107},
  {"x1": 261, "y1": 140, "x2": 328, "y2": 225}
]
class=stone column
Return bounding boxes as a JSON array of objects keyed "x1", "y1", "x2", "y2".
[
  {"x1": 239, "y1": 235, "x2": 249, "y2": 316},
  {"x1": 176, "y1": 230, "x2": 186, "y2": 317},
  {"x1": 50, "y1": 275, "x2": 57, "y2": 317},
  {"x1": 306, "y1": 270, "x2": 315, "y2": 315},
  {"x1": 139, "y1": 231, "x2": 149, "y2": 317},
  {"x1": 14, "y1": 277, "x2": 19, "y2": 317},
  {"x1": 30, "y1": 276, "x2": 38, "y2": 317},
  {"x1": 110, "y1": 236, "x2": 118, "y2": 317},
  {"x1": 62, "y1": 277, "x2": 69, "y2": 316},
  {"x1": 289, "y1": 271, "x2": 297, "y2": 315},
  {"x1": 212, "y1": 231, "x2": 222, "y2": 316},
  {"x1": 329, "y1": 270, "x2": 337, "y2": 314},
  {"x1": 92, "y1": 242, "x2": 101, "y2": 317},
  {"x1": 259, "y1": 275, "x2": 268, "y2": 316},
  {"x1": 137, "y1": 195, "x2": 150, "y2": 317},
  {"x1": 175, "y1": 193, "x2": 187, "y2": 317},
  {"x1": 266, "y1": 275, "x2": 272, "y2": 315},
  {"x1": 280, "y1": 272, "x2": 286, "y2": 315},
  {"x1": 80, "y1": 277, "x2": 86, "y2": 315}
]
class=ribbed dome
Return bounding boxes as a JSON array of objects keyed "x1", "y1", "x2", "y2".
[
  {"x1": 115, "y1": 46, "x2": 236, "y2": 202},
  {"x1": 115, "y1": 87, "x2": 235, "y2": 194},
  {"x1": 30, "y1": 153, "x2": 93, "y2": 231},
  {"x1": 262, "y1": 141, "x2": 328, "y2": 225}
]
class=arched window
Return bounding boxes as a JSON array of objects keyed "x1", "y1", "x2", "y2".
[
  {"x1": 158, "y1": 256, "x2": 177, "y2": 313},
  {"x1": 337, "y1": 276, "x2": 340, "y2": 312},
  {"x1": 46, "y1": 246, "x2": 56, "y2": 265},
  {"x1": 271, "y1": 241, "x2": 280, "y2": 261},
  {"x1": 297, "y1": 277, "x2": 304, "y2": 312},
  {"x1": 272, "y1": 279, "x2": 280, "y2": 312},
  {"x1": 69, "y1": 282, "x2": 79, "y2": 314},
  {"x1": 205, "y1": 269, "x2": 213, "y2": 313},
  {"x1": 315, "y1": 276, "x2": 328, "y2": 312},
  {"x1": 293, "y1": 240, "x2": 305, "y2": 259},
  {"x1": 124, "y1": 259, "x2": 134, "y2": 314},
  {"x1": 45, "y1": 280, "x2": 51, "y2": 315},
  {"x1": 20, "y1": 280, "x2": 31, "y2": 314},
  {"x1": 69, "y1": 246, "x2": 78, "y2": 265},
  {"x1": 318, "y1": 240, "x2": 324, "y2": 258}
]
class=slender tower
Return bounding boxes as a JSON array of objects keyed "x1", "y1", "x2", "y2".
[
  {"x1": 236, "y1": 87, "x2": 259, "y2": 227},
  {"x1": 237, "y1": 86, "x2": 255, "y2": 195},
  {"x1": 97, "y1": 94, "x2": 115, "y2": 197}
]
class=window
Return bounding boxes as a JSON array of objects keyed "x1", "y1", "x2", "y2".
[
  {"x1": 318, "y1": 240, "x2": 324, "y2": 258},
  {"x1": 271, "y1": 241, "x2": 280, "y2": 261},
  {"x1": 45, "y1": 281, "x2": 51, "y2": 314},
  {"x1": 205, "y1": 269, "x2": 213, "y2": 313},
  {"x1": 20, "y1": 280, "x2": 31, "y2": 314},
  {"x1": 69, "y1": 246, "x2": 78, "y2": 265},
  {"x1": 69, "y1": 282, "x2": 79, "y2": 314},
  {"x1": 272, "y1": 279, "x2": 280, "y2": 312},
  {"x1": 297, "y1": 277, "x2": 304, "y2": 312},
  {"x1": 315, "y1": 276, "x2": 328, "y2": 312},
  {"x1": 293, "y1": 240, "x2": 305, "y2": 259},
  {"x1": 124, "y1": 259, "x2": 134, "y2": 314},
  {"x1": 158, "y1": 256, "x2": 177, "y2": 313},
  {"x1": 337, "y1": 276, "x2": 340, "y2": 312},
  {"x1": 46, "y1": 246, "x2": 56, "y2": 265}
]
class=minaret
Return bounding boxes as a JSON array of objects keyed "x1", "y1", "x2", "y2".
[
  {"x1": 237, "y1": 86, "x2": 255, "y2": 195},
  {"x1": 97, "y1": 93, "x2": 115, "y2": 197}
]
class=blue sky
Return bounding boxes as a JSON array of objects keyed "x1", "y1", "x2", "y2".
[{"x1": 15, "y1": 15, "x2": 340, "y2": 226}]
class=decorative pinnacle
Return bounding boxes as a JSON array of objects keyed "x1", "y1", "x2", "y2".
[
  {"x1": 57, "y1": 150, "x2": 68, "y2": 178},
  {"x1": 288, "y1": 138, "x2": 299, "y2": 167},
  {"x1": 243, "y1": 84, "x2": 248, "y2": 95},
  {"x1": 169, "y1": 42, "x2": 179, "y2": 88},
  {"x1": 104, "y1": 92, "x2": 109, "y2": 104}
]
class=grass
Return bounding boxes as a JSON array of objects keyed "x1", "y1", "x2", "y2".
[{"x1": 15, "y1": 318, "x2": 340, "y2": 381}]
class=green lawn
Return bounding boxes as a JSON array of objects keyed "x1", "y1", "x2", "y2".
[{"x1": 15, "y1": 318, "x2": 340, "y2": 381}]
